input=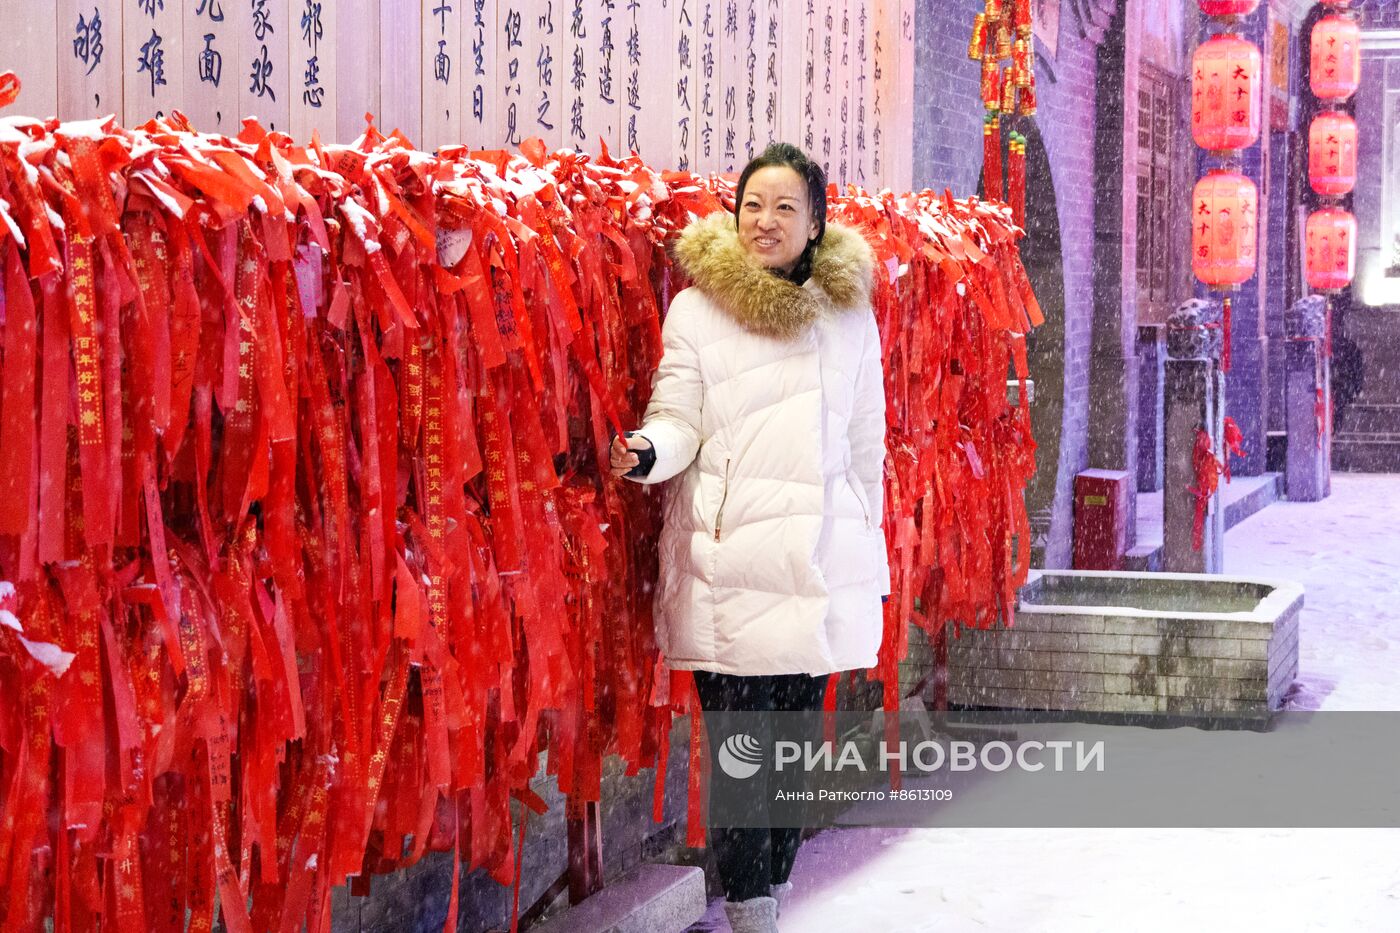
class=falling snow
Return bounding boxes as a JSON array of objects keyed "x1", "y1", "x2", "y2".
[{"x1": 691, "y1": 475, "x2": 1400, "y2": 932}]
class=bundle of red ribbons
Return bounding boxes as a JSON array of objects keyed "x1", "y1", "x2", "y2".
[{"x1": 0, "y1": 99, "x2": 1039, "y2": 932}]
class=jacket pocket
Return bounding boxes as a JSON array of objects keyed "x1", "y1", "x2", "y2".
[
  {"x1": 714, "y1": 459, "x2": 732, "y2": 541},
  {"x1": 847, "y1": 469, "x2": 872, "y2": 529}
]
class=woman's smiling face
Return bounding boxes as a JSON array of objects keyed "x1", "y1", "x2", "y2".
[{"x1": 737, "y1": 165, "x2": 819, "y2": 275}]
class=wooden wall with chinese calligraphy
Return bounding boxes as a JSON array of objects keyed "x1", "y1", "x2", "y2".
[{"x1": 0, "y1": 0, "x2": 915, "y2": 190}]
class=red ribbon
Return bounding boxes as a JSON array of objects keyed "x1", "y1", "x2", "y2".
[
  {"x1": 1187, "y1": 427, "x2": 1222, "y2": 552},
  {"x1": 1222, "y1": 416, "x2": 1245, "y2": 483},
  {"x1": 0, "y1": 71, "x2": 19, "y2": 109},
  {"x1": 1222, "y1": 294, "x2": 1233, "y2": 373},
  {"x1": 0, "y1": 123, "x2": 1040, "y2": 930}
]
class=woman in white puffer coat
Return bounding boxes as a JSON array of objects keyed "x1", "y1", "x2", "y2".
[{"x1": 609, "y1": 143, "x2": 889, "y2": 933}]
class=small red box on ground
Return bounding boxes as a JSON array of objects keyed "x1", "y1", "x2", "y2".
[{"x1": 1072, "y1": 469, "x2": 1130, "y2": 570}]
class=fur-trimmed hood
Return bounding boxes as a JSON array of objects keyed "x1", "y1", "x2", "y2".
[{"x1": 672, "y1": 210, "x2": 875, "y2": 341}]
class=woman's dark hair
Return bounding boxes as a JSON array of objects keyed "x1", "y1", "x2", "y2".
[{"x1": 734, "y1": 142, "x2": 827, "y2": 285}]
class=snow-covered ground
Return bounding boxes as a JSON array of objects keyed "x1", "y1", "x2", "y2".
[
  {"x1": 1223, "y1": 474, "x2": 1400, "y2": 713},
  {"x1": 696, "y1": 474, "x2": 1400, "y2": 931}
]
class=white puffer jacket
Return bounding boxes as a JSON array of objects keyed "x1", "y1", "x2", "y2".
[{"x1": 629, "y1": 211, "x2": 890, "y2": 676}]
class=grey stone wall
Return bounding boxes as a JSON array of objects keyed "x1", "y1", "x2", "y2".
[
  {"x1": 946, "y1": 610, "x2": 1300, "y2": 715},
  {"x1": 1355, "y1": 26, "x2": 1398, "y2": 308},
  {"x1": 330, "y1": 723, "x2": 695, "y2": 933}
]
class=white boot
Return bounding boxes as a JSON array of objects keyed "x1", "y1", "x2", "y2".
[
  {"x1": 769, "y1": 882, "x2": 793, "y2": 917},
  {"x1": 723, "y1": 895, "x2": 779, "y2": 933}
]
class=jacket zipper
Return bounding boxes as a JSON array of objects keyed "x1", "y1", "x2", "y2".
[{"x1": 714, "y1": 459, "x2": 732, "y2": 541}]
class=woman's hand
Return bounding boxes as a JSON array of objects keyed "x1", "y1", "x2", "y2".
[{"x1": 609, "y1": 433, "x2": 653, "y2": 478}]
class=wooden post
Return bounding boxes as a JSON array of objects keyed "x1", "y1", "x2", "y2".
[{"x1": 565, "y1": 798, "x2": 603, "y2": 905}]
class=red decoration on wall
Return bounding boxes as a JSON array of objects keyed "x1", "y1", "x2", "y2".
[
  {"x1": 1008, "y1": 132, "x2": 1027, "y2": 228},
  {"x1": 1191, "y1": 33, "x2": 1263, "y2": 154},
  {"x1": 0, "y1": 70, "x2": 19, "y2": 109},
  {"x1": 1305, "y1": 207, "x2": 1358, "y2": 291},
  {"x1": 1187, "y1": 427, "x2": 1223, "y2": 552},
  {"x1": 1308, "y1": 111, "x2": 1358, "y2": 197},
  {"x1": 1222, "y1": 417, "x2": 1246, "y2": 482},
  {"x1": 984, "y1": 115, "x2": 1004, "y2": 202},
  {"x1": 1198, "y1": 1, "x2": 1261, "y2": 15},
  {"x1": 1310, "y1": 14, "x2": 1361, "y2": 101},
  {"x1": 970, "y1": 0, "x2": 1037, "y2": 220},
  {"x1": 0, "y1": 115, "x2": 1040, "y2": 931}
]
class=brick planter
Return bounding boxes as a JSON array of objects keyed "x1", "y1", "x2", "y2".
[{"x1": 947, "y1": 570, "x2": 1303, "y2": 715}]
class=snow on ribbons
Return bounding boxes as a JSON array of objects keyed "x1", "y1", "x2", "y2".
[{"x1": 0, "y1": 107, "x2": 1038, "y2": 931}]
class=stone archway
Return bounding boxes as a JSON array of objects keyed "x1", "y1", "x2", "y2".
[
  {"x1": 979, "y1": 119, "x2": 1070, "y2": 567},
  {"x1": 1014, "y1": 121, "x2": 1072, "y2": 568},
  {"x1": 980, "y1": 119, "x2": 1064, "y2": 563}
]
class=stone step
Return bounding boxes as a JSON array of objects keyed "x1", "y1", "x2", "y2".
[
  {"x1": 1123, "y1": 543, "x2": 1163, "y2": 573},
  {"x1": 529, "y1": 864, "x2": 706, "y2": 933},
  {"x1": 1128, "y1": 473, "x2": 1280, "y2": 567},
  {"x1": 1222, "y1": 472, "x2": 1281, "y2": 527},
  {"x1": 1336, "y1": 430, "x2": 1400, "y2": 443},
  {"x1": 1332, "y1": 436, "x2": 1400, "y2": 473},
  {"x1": 1337, "y1": 403, "x2": 1400, "y2": 436}
]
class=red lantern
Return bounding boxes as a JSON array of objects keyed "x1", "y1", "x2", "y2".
[
  {"x1": 1198, "y1": 0, "x2": 1260, "y2": 15},
  {"x1": 1192, "y1": 34, "x2": 1263, "y2": 153},
  {"x1": 1305, "y1": 208, "x2": 1357, "y2": 291},
  {"x1": 1308, "y1": 111, "x2": 1358, "y2": 197},
  {"x1": 1192, "y1": 170, "x2": 1258, "y2": 288},
  {"x1": 1311, "y1": 15, "x2": 1361, "y2": 101}
]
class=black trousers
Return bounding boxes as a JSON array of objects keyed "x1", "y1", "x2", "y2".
[{"x1": 693, "y1": 670, "x2": 829, "y2": 903}]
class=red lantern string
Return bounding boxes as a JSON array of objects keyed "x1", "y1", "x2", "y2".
[
  {"x1": 968, "y1": 13, "x2": 989, "y2": 60},
  {"x1": 1305, "y1": 208, "x2": 1357, "y2": 292},
  {"x1": 1191, "y1": 33, "x2": 1264, "y2": 154},
  {"x1": 1310, "y1": 14, "x2": 1362, "y2": 101},
  {"x1": 981, "y1": 59, "x2": 1002, "y2": 111},
  {"x1": 972, "y1": 0, "x2": 1035, "y2": 218},
  {"x1": 1308, "y1": 111, "x2": 1358, "y2": 197},
  {"x1": 1014, "y1": 0, "x2": 1032, "y2": 31},
  {"x1": 0, "y1": 117, "x2": 1040, "y2": 931}
]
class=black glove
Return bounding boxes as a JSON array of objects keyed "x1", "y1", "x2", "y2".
[{"x1": 621, "y1": 432, "x2": 657, "y2": 479}]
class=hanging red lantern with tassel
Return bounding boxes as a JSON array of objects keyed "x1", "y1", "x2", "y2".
[
  {"x1": 1308, "y1": 111, "x2": 1358, "y2": 197},
  {"x1": 1305, "y1": 208, "x2": 1357, "y2": 292},
  {"x1": 1192, "y1": 170, "x2": 1259, "y2": 371},
  {"x1": 1191, "y1": 33, "x2": 1263, "y2": 154},
  {"x1": 1192, "y1": 170, "x2": 1259, "y2": 288},
  {"x1": 1311, "y1": 14, "x2": 1361, "y2": 101},
  {"x1": 1192, "y1": 0, "x2": 1265, "y2": 376}
]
